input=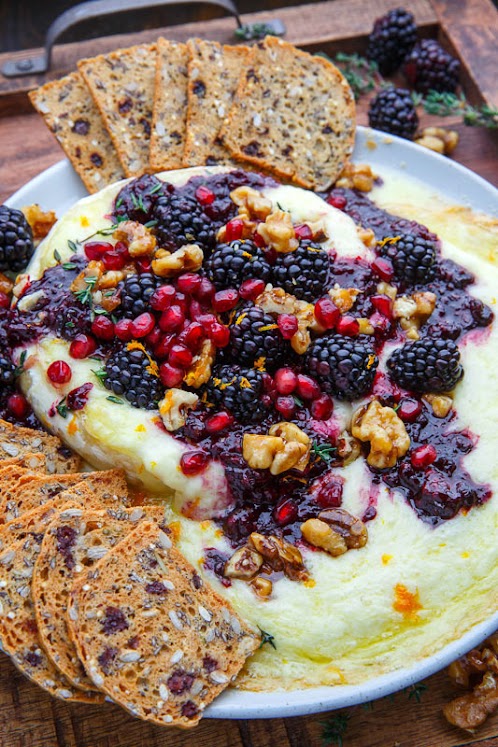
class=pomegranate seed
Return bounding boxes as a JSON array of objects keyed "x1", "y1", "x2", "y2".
[
  {"x1": 273, "y1": 498, "x2": 298, "y2": 526},
  {"x1": 136, "y1": 258, "x2": 152, "y2": 274},
  {"x1": 371, "y1": 257, "x2": 394, "y2": 282},
  {"x1": 274, "y1": 368, "x2": 298, "y2": 395},
  {"x1": 314, "y1": 297, "x2": 340, "y2": 329},
  {"x1": 91, "y1": 316, "x2": 115, "y2": 341},
  {"x1": 397, "y1": 398, "x2": 422, "y2": 422},
  {"x1": 213, "y1": 289, "x2": 239, "y2": 313},
  {"x1": 262, "y1": 373, "x2": 275, "y2": 394},
  {"x1": 205, "y1": 411, "x2": 234, "y2": 434},
  {"x1": 277, "y1": 314, "x2": 298, "y2": 339},
  {"x1": 115, "y1": 318, "x2": 133, "y2": 341},
  {"x1": 195, "y1": 277, "x2": 215, "y2": 303},
  {"x1": 114, "y1": 241, "x2": 130, "y2": 260},
  {"x1": 159, "y1": 306, "x2": 184, "y2": 332},
  {"x1": 145, "y1": 325, "x2": 162, "y2": 347},
  {"x1": 239, "y1": 278, "x2": 265, "y2": 300},
  {"x1": 252, "y1": 231, "x2": 266, "y2": 248},
  {"x1": 363, "y1": 506, "x2": 377, "y2": 522},
  {"x1": 66, "y1": 382, "x2": 93, "y2": 410},
  {"x1": 159, "y1": 362, "x2": 184, "y2": 388},
  {"x1": 154, "y1": 334, "x2": 175, "y2": 360},
  {"x1": 0, "y1": 292, "x2": 10, "y2": 309},
  {"x1": 371, "y1": 294, "x2": 393, "y2": 318},
  {"x1": 326, "y1": 194, "x2": 347, "y2": 210},
  {"x1": 178, "y1": 322, "x2": 205, "y2": 351},
  {"x1": 275, "y1": 396, "x2": 296, "y2": 419},
  {"x1": 102, "y1": 251, "x2": 126, "y2": 271},
  {"x1": 370, "y1": 312, "x2": 391, "y2": 334},
  {"x1": 171, "y1": 291, "x2": 187, "y2": 313},
  {"x1": 294, "y1": 224, "x2": 313, "y2": 240},
  {"x1": 69, "y1": 334, "x2": 97, "y2": 359},
  {"x1": 411, "y1": 444, "x2": 437, "y2": 469},
  {"x1": 130, "y1": 312, "x2": 156, "y2": 338},
  {"x1": 195, "y1": 185, "x2": 215, "y2": 206},
  {"x1": 180, "y1": 450, "x2": 209, "y2": 476},
  {"x1": 150, "y1": 285, "x2": 176, "y2": 311},
  {"x1": 84, "y1": 241, "x2": 112, "y2": 261},
  {"x1": 311, "y1": 394, "x2": 333, "y2": 420},
  {"x1": 209, "y1": 322, "x2": 230, "y2": 348},
  {"x1": 7, "y1": 393, "x2": 29, "y2": 419},
  {"x1": 169, "y1": 344, "x2": 193, "y2": 368},
  {"x1": 47, "y1": 360, "x2": 72, "y2": 384},
  {"x1": 313, "y1": 476, "x2": 343, "y2": 508},
  {"x1": 177, "y1": 273, "x2": 201, "y2": 295},
  {"x1": 225, "y1": 218, "x2": 244, "y2": 242},
  {"x1": 372, "y1": 371, "x2": 401, "y2": 405},
  {"x1": 336, "y1": 315, "x2": 359, "y2": 337},
  {"x1": 296, "y1": 374, "x2": 321, "y2": 400}
]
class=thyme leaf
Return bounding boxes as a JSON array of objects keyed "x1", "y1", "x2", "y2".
[
  {"x1": 106, "y1": 395, "x2": 124, "y2": 404},
  {"x1": 312, "y1": 443, "x2": 337, "y2": 463},
  {"x1": 14, "y1": 350, "x2": 27, "y2": 378},
  {"x1": 92, "y1": 368, "x2": 107, "y2": 384},
  {"x1": 73, "y1": 275, "x2": 98, "y2": 306},
  {"x1": 68, "y1": 239, "x2": 79, "y2": 254},
  {"x1": 53, "y1": 249, "x2": 61, "y2": 263},
  {"x1": 56, "y1": 399, "x2": 68, "y2": 418},
  {"x1": 422, "y1": 90, "x2": 498, "y2": 128},
  {"x1": 258, "y1": 627, "x2": 276, "y2": 650},
  {"x1": 234, "y1": 22, "x2": 283, "y2": 41}
]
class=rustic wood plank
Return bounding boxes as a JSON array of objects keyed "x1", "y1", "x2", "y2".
[{"x1": 0, "y1": 0, "x2": 437, "y2": 113}]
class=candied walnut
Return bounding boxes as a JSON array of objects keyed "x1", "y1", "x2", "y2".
[
  {"x1": 423, "y1": 393, "x2": 453, "y2": 418},
  {"x1": 70, "y1": 260, "x2": 102, "y2": 294},
  {"x1": 242, "y1": 434, "x2": 284, "y2": 471},
  {"x1": 250, "y1": 577, "x2": 273, "y2": 598},
  {"x1": 12, "y1": 273, "x2": 30, "y2": 300},
  {"x1": 328, "y1": 285, "x2": 361, "y2": 313},
  {"x1": 377, "y1": 281, "x2": 397, "y2": 300},
  {"x1": 243, "y1": 422, "x2": 310, "y2": 475},
  {"x1": 357, "y1": 317, "x2": 375, "y2": 335},
  {"x1": 224, "y1": 546, "x2": 263, "y2": 580},
  {"x1": 22, "y1": 204, "x2": 57, "y2": 241},
  {"x1": 393, "y1": 291, "x2": 436, "y2": 340},
  {"x1": 335, "y1": 162, "x2": 376, "y2": 192},
  {"x1": 301, "y1": 518, "x2": 347, "y2": 556},
  {"x1": 255, "y1": 286, "x2": 317, "y2": 354},
  {"x1": 352, "y1": 399, "x2": 410, "y2": 468},
  {"x1": 230, "y1": 185, "x2": 272, "y2": 220},
  {"x1": 256, "y1": 209, "x2": 299, "y2": 254},
  {"x1": 416, "y1": 127, "x2": 459, "y2": 156},
  {"x1": 0, "y1": 273, "x2": 13, "y2": 296},
  {"x1": 268, "y1": 422, "x2": 311, "y2": 472},
  {"x1": 444, "y1": 671, "x2": 498, "y2": 732},
  {"x1": 357, "y1": 227, "x2": 376, "y2": 248},
  {"x1": 248, "y1": 532, "x2": 308, "y2": 582},
  {"x1": 98, "y1": 270, "x2": 125, "y2": 290},
  {"x1": 318, "y1": 508, "x2": 368, "y2": 549},
  {"x1": 114, "y1": 220, "x2": 156, "y2": 257},
  {"x1": 183, "y1": 339, "x2": 215, "y2": 388},
  {"x1": 152, "y1": 244, "x2": 203, "y2": 277},
  {"x1": 336, "y1": 431, "x2": 362, "y2": 465},
  {"x1": 159, "y1": 388, "x2": 199, "y2": 432}
]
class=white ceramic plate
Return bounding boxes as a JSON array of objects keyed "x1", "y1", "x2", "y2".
[{"x1": 6, "y1": 128, "x2": 498, "y2": 719}]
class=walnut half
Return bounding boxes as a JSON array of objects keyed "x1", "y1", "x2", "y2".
[
  {"x1": 248, "y1": 532, "x2": 308, "y2": 582},
  {"x1": 243, "y1": 422, "x2": 311, "y2": 475},
  {"x1": 301, "y1": 508, "x2": 367, "y2": 557},
  {"x1": 352, "y1": 399, "x2": 410, "y2": 469}
]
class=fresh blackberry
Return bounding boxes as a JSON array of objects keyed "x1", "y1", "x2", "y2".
[
  {"x1": 387, "y1": 338, "x2": 463, "y2": 392},
  {"x1": 204, "y1": 240, "x2": 272, "y2": 290},
  {"x1": 378, "y1": 233, "x2": 437, "y2": 284},
  {"x1": 153, "y1": 190, "x2": 216, "y2": 254},
  {"x1": 113, "y1": 174, "x2": 165, "y2": 223},
  {"x1": 228, "y1": 305, "x2": 288, "y2": 370},
  {"x1": 403, "y1": 39, "x2": 460, "y2": 93},
  {"x1": 366, "y1": 8, "x2": 417, "y2": 75},
  {"x1": 305, "y1": 335, "x2": 378, "y2": 400},
  {"x1": 368, "y1": 87, "x2": 419, "y2": 140},
  {"x1": 271, "y1": 241, "x2": 330, "y2": 302},
  {"x1": 104, "y1": 345, "x2": 163, "y2": 409},
  {"x1": 0, "y1": 352, "x2": 15, "y2": 387},
  {"x1": 118, "y1": 273, "x2": 159, "y2": 318},
  {"x1": 0, "y1": 206, "x2": 34, "y2": 273},
  {"x1": 205, "y1": 364, "x2": 266, "y2": 423}
]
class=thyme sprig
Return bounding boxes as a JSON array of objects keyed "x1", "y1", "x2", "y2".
[
  {"x1": 421, "y1": 90, "x2": 498, "y2": 128},
  {"x1": 312, "y1": 443, "x2": 337, "y2": 463},
  {"x1": 234, "y1": 22, "x2": 283, "y2": 41},
  {"x1": 258, "y1": 627, "x2": 277, "y2": 650},
  {"x1": 73, "y1": 275, "x2": 98, "y2": 306},
  {"x1": 316, "y1": 52, "x2": 381, "y2": 100},
  {"x1": 321, "y1": 712, "x2": 350, "y2": 747}
]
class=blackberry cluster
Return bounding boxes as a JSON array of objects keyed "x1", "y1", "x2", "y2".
[
  {"x1": 368, "y1": 87, "x2": 419, "y2": 140},
  {"x1": 228, "y1": 305, "x2": 288, "y2": 370},
  {"x1": 153, "y1": 191, "x2": 216, "y2": 253},
  {"x1": 387, "y1": 338, "x2": 463, "y2": 392},
  {"x1": 403, "y1": 39, "x2": 460, "y2": 93},
  {"x1": 113, "y1": 174, "x2": 165, "y2": 223},
  {"x1": 378, "y1": 233, "x2": 437, "y2": 284},
  {"x1": 271, "y1": 241, "x2": 330, "y2": 302},
  {"x1": 366, "y1": 7, "x2": 417, "y2": 75},
  {"x1": 306, "y1": 335, "x2": 378, "y2": 400},
  {"x1": 204, "y1": 240, "x2": 272, "y2": 290},
  {"x1": 0, "y1": 206, "x2": 34, "y2": 273},
  {"x1": 0, "y1": 352, "x2": 15, "y2": 387},
  {"x1": 118, "y1": 273, "x2": 159, "y2": 318},
  {"x1": 205, "y1": 364, "x2": 266, "y2": 423},
  {"x1": 104, "y1": 345, "x2": 163, "y2": 409}
]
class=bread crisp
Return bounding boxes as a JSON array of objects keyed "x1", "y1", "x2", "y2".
[
  {"x1": 149, "y1": 38, "x2": 189, "y2": 172},
  {"x1": 68, "y1": 521, "x2": 260, "y2": 727},
  {"x1": 0, "y1": 419, "x2": 81, "y2": 473},
  {"x1": 32, "y1": 505, "x2": 167, "y2": 691},
  {"x1": 183, "y1": 40, "x2": 249, "y2": 167},
  {"x1": 29, "y1": 72, "x2": 125, "y2": 194},
  {"x1": 0, "y1": 453, "x2": 46, "y2": 472},
  {"x1": 79, "y1": 44, "x2": 157, "y2": 177},
  {"x1": 221, "y1": 36, "x2": 356, "y2": 190},
  {"x1": 0, "y1": 503, "x2": 104, "y2": 702}
]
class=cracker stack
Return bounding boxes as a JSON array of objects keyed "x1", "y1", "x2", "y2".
[{"x1": 30, "y1": 36, "x2": 355, "y2": 193}]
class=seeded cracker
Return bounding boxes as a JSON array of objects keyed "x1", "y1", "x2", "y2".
[
  {"x1": 221, "y1": 36, "x2": 356, "y2": 190},
  {"x1": 0, "y1": 453, "x2": 46, "y2": 472},
  {"x1": 0, "y1": 419, "x2": 81, "y2": 473},
  {"x1": 149, "y1": 39, "x2": 189, "y2": 172},
  {"x1": 183, "y1": 40, "x2": 249, "y2": 167},
  {"x1": 0, "y1": 503, "x2": 104, "y2": 702},
  {"x1": 68, "y1": 521, "x2": 260, "y2": 727},
  {"x1": 29, "y1": 72, "x2": 125, "y2": 194},
  {"x1": 32, "y1": 505, "x2": 167, "y2": 692},
  {"x1": 79, "y1": 44, "x2": 157, "y2": 178}
]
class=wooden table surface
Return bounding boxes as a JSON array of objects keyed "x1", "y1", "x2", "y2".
[{"x1": 0, "y1": 1, "x2": 498, "y2": 746}]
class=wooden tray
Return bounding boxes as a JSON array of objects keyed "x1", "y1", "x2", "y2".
[{"x1": 0, "y1": 1, "x2": 497, "y2": 745}]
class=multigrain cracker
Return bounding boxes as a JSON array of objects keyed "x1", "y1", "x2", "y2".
[{"x1": 0, "y1": 419, "x2": 81, "y2": 473}]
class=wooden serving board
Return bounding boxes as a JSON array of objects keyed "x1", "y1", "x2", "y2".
[{"x1": 0, "y1": 1, "x2": 498, "y2": 746}]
